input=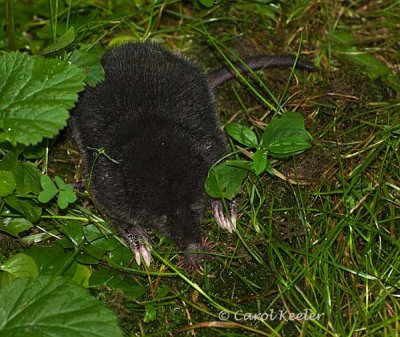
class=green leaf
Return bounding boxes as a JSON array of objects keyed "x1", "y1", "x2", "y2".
[
  {"x1": 205, "y1": 160, "x2": 251, "y2": 199},
  {"x1": 331, "y1": 31, "x2": 400, "y2": 94},
  {"x1": 199, "y1": 0, "x2": 214, "y2": 7},
  {"x1": 52, "y1": 176, "x2": 77, "y2": 209},
  {"x1": 144, "y1": 304, "x2": 157, "y2": 323},
  {"x1": 0, "y1": 171, "x2": 16, "y2": 196},
  {"x1": 4, "y1": 195, "x2": 42, "y2": 222},
  {"x1": 0, "y1": 276, "x2": 123, "y2": 337},
  {"x1": 24, "y1": 245, "x2": 73, "y2": 275},
  {"x1": 83, "y1": 224, "x2": 118, "y2": 251},
  {"x1": 58, "y1": 190, "x2": 77, "y2": 209},
  {"x1": 76, "y1": 244, "x2": 106, "y2": 264},
  {"x1": 14, "y1": 162, "x2": 41, "y2": 196},
  {"x1": 253, "y1": 149, "x2": 267, "y2": 175},
  {"x1": 107, "y1": 245, "x2": 134, "y2": 266},
  {"x1": 42, "y1": 27, "x2": 76, "y2": 54},
  {"x1": 0, "y1": 253, "x2": 38, "y2": 286},
  {"x1": 90, "y1": 269, "x2": 146, "y2": 298},
  {"x1": 69, "y1": 45, "x2": 105, "y2": 86},
  {"x1": 71, "y1": 264, "x2": 92, "y2": 287},
  {"x1": 38, "y1": 189, "x2": 57, "y2": 203},
  {"x1": 0, "y1": 52, "x2": 85, "y2": 146},
  {"x1": 84, "y1": 224, "x2": 105, "y2": 242},
  {"x1": 62, "y1": 221, "x2": 85, "y2": 246},
  {"x1": 267, "y1": 138, "x2": 312, "y2": 157},
  {"x1": 0, "y1": 150, "x2": 20, "y2": 171},
  {"x1": 331, "y1": 31, "x2": 355, "y2": 45},
  {"x1": 38, "y1": 175, "x2": 58, "y2": 203},
  {"x1": 226, "y1": 122, "x2": 258, "y2": 147},
  {"x1": 0, "y1": 217, "x2": 33, "y2": 236},
  {"x1": 55, "y1": 175, "x2": 69, "y2": 190},
  {"x1": 262, "y1": 112, "x2": 312, "y2": 158},
  {"x1": 23, "y1": 142, "x2": 47, "y2": 159}
]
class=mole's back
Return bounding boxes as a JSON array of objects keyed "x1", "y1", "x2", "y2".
[{"x1": 71, "y1": 42, "x2": 226, "y2": 164}]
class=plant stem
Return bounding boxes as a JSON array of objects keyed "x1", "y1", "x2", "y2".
[{"x1": 5, "y1": 0, "x2": 16, "y2": 50}]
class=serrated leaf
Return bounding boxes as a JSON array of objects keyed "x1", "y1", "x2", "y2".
[
  {"x1": 0, "y1": 52, "x2": 85, "y2": 145},
  {"x1": 0, "y1": 171, "x2": 16, "y2": 196},
  {"x1": 205, "y1": 160, "x2": 251, "y2": 199},
  {"x1": 0, "y1": 276, "x2": 123, "y2": 337},
  {"x1": 0, "y1": 253, "x2": 38, "y2": 285},
  {"x1": 262, "y1": 112, "x2": 312, "y2": 157},
  {"x1": 226, "y1": 122, "x2": 258, "y2": 147}
]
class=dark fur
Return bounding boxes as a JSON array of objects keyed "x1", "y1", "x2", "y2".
[
  {"x1": 71, "y1": 42, "x2": 315, "y2": 266},
  {"x1": 71, "y1": 43, "x2": 226, "y2": 258}
]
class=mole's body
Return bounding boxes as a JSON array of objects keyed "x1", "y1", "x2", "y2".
[{"x1": 71, "y1": 42, "x2": 315, "y2": 268}]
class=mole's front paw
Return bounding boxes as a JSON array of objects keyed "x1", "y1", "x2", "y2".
[
  {"x1": 211, "y1": 199, "x2": 237, "y2": 233},
  {"x1": 132, "y1": 240, "x2": 152, "y2": 267},
  {"x1": 121, "y1": 227, "x2": 152, "y2": 267}
]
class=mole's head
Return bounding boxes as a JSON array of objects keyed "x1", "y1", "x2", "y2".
[{"x1": 120, "y1": 115, "x2": 209, "y2": 258}]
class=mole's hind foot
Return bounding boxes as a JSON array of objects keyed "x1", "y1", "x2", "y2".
[
  {"x1": 176, "y1": 239, "x2": 216, "y2": 271},
  {"x1": 120, "y1": 227, "x2": 152, "y2": 267},
  {"x1": 176, "y1": 241, "x2": 213, "y2": 271},
  {"x1": 211, "y1": 200, "x2": 237, "y2": 233}
]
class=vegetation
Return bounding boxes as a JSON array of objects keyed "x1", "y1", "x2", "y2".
[{"x1": 0, "y1": 1, "x2": 399, "y2": 336}]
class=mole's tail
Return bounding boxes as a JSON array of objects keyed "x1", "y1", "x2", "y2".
[{"x1": 207, "y1": 55, "x2": 318, "y2": 88}]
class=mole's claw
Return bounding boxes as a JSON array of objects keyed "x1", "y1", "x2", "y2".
[
  {"x1": 134, "y1": 248, "x2": 142, "y2": 266},
  {"x1": 132, "y1": 239, "x2": 152, "y2": 266},
  {"x1": 140, "y1": 244, "x2": 152, "y2": 267},
  {"x1": 229, "y1": 200, "x2": 237, "y2": 232},
  {"x1": 211, "y1": 199, "x2": 237, "y2": 233},
  {"x1": 121, "y1": 226, "x2": 152, "y2": 266}
]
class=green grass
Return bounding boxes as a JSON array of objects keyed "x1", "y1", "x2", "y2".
[{"x1": 1, "y1": 0, "x2": 400, "y2": 336}]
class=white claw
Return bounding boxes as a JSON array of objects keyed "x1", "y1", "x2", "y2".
[
  {"x1": 212, "y1": 200, "x2": 225, "y2": 231},
  {"x1": 127, "y1": 231, "x2": 152, "y2": 267},
  {"x1": 212, "y1": 200, "x2": 237, "y2": 233},
  {"x1": 134, "y1": 249, "x2": 142, "y2": 266},
  {"x1": 140, "y1": 245, "x2": 152, "y2": 267},
  {"x1": 229, "y1": 201, "x2": 237, "y2": 232}
]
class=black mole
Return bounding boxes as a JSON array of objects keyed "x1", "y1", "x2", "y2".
[{"x1": 70, "y1": 42, "x2": 316, "y2": 268}]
